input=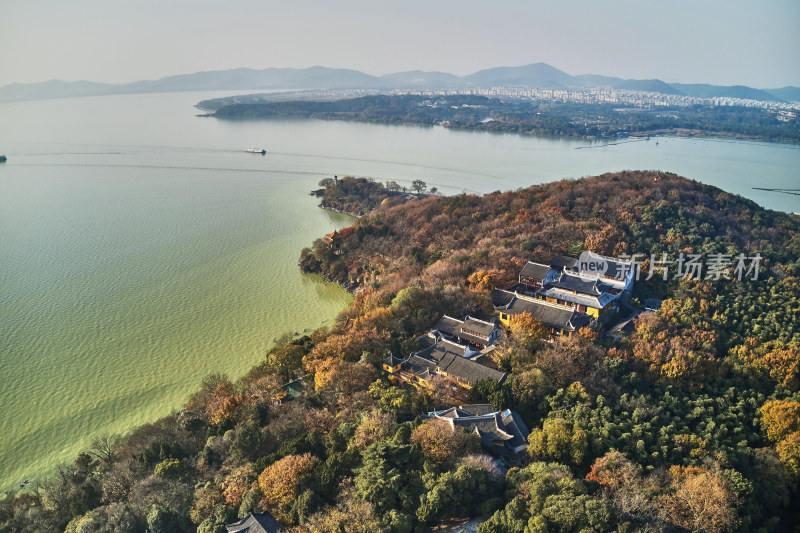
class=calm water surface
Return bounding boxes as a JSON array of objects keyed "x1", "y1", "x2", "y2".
[{"x1": 0, "y1": 92, "x2": 798, "y2": 489}]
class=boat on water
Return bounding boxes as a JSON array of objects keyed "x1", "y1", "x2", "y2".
[
  {"x1": 246, "y1": 148, "x2": 267, "y2": 154},
  {"x1": 0, "y1": 155, "x2": 7, "y2": 163}
]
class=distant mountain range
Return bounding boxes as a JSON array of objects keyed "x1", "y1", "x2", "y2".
[{"x1": 1, "y1": 63, "x2": 798, "y2": 104}]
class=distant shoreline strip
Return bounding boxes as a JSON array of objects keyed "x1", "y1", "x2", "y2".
[{"x1": 753, "y1": 187, "x2": 800, "y2": 196}]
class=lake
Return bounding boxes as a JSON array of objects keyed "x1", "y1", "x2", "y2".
[{"x1": 0, "y1": 91, "x2": 798, "y2": 490}]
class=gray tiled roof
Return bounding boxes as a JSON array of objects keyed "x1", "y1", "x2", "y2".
[
  {"x1": 434, "y1": 315, "x2": 463, "y2": 337},
  {"x1": 457, "y1": 403, "x2": 496, "y2": 416},
  {"x1": 434, "y1": 315, "x2": 496, "y2": 346},
  {"x1": 538, "y1": 286, "x2": 615, "y2": 309},
  {"x1": 490, "y1": 288, "x2": 515, "y2": 307},
  {"x1": 403, "y1": 354, "x2": 438, "y2": 378},
  {"x1": 462, "y1": 317, "x2": 496, "y2": 337},
  {"x1": 453, "y1": 414, "x2": 514, "y2": 442},
  {"x1": 433, "y1": 406, "x2": 530, "y2": 456},
  {"x1": 569, "y1": 312, "x2": 593, "y2": 330},
  {"x1": 520, "y1": 261, "x2": 552, "y2": 280},
  {"x1": 546, "y1": 272, "x2": 612, "y2": 296},
  {"x1": 499, "y1": 409, "x2": 530, "y2": 450},
  {"x1": 492, "y1": 289, "x2": 591, "y2": 331},
  {"x1": 436, "y1": 406, "x2": 476, "y2": 418},
  {"x1": 226, "y1": 512, "x2": 285, "y2": 533},
  {"x1": 550, "y1": 255, "x2": 578, "y2": 269},
  {"x1": 444, "y1": 410, "x2": 530, "y2": 455},
  {"x1": 437, "y1": 352, "x2": 507, "y2": 385},
  {"x1": 424, "y1": 338, "x2": 470, "y2": 361},
  {"x1": 408, "y1": 339, "x2": 507, "y2": 384},
  {"x1": 417, "y1": 333, "x2": 438, "y2": 350}
]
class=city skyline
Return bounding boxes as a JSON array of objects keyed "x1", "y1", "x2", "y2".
[{"x1": 1, "y1": 0, "x2": 799, "y2": 89}]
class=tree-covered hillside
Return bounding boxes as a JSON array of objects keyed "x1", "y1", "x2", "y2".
[
  {"x1": 212, "y1": 95, "x2": 800, "y2": 143},
  {"x1": 3, "y1": 173, "x2": 799, "y2": 532}
]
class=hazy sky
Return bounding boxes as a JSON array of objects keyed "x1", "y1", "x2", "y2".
[{"x1": 1, "y1": 0, "x2": 798, "y2": 88}]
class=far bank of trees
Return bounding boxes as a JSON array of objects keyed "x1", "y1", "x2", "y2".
[{"x1": 213, "y1": 94, "x2": 800, "y2": 143}]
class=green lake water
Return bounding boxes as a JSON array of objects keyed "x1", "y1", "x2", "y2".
[{"x1": 1, "y1": 91, "x2": 798, "y2": 490}]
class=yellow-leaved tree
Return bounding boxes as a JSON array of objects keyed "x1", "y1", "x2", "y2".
[
  {"x1": 258, "y1": 453, "x2": 319, "y2": 523},
  {"x1": 508, "y1": 311, "x2": 549, "y2": 340},
  {"x1": 410, "y1": 419, "x2": 480, "y2": 465},
  {"x1": 760, "y1": 399, "x2": 800, "y2": 478}
]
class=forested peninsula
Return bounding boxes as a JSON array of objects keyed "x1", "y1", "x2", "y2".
[
  {"x1": 207, "y1": 94, "x2": 800, "y2": 143},
  {"x1": 3, "y1": 172, "x2": 800, "y2": 532}
]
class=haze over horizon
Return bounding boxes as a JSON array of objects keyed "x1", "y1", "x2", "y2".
[{"x1": 1, "y1": 0, "x2": 798, "y2": 89}]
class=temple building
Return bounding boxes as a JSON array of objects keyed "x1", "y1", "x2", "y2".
[
  {"x1": 433, "y1": 315, "x2": 500, "y2": 349},
  {"x1": 382, "y1": 337, "x2": 506, "y2": 389},
  {"x1": 323, "y1": 226, "x2": 357, "y2": 251},
  {"x1": 518, "y1": 261, "x2": 551, "y2": 291},
  {"x1": 512, "y1": 252, "x2": 635, "y2": 321},
  {"x1": 225, "y1": 512, "x2": 284, "y2": 533},
  {"x1": 491, "y1": 289, "x2": 593, "y2": 336},
  {"x1": 538, "y1": 270, "x2": 617, "y2": 317},
  {"x1": 430, "y1": 404, "x2": 530, "y2": 457}
]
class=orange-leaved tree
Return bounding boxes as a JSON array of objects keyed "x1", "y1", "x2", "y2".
[
  {"x1": 508, "y1": 311, "x2": 549, "y2": 340},
  {"x1": 410, "y1": 418, "x2": 480, "y2": 465},
  {"x1": 663, "y1": 465, "x2": 740, "y2": 533},
  {"x1": 258, "y1": 453, "x2": 319, "y2": 523},
  {"x1": 760, "y1": 398, "x2": 800, "y2": 478}
]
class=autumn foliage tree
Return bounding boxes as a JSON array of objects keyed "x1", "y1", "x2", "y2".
[
  {"x1": 8, "y1": 172, "x2": 800, "y2": 532},
  {"x1": 243, "y1": 374, "x2": 286, "y2": 410},
  {"x1": 467, "y1": 269, "x2": 505, "y2": 292},
  {"x1": 507, "y1": 311, "x2": 549, "y2": 341},
  {"x1": 410, "y1": 419, "x2": 480, "y2": 465},
  {"x1": 663, "y1": 465, "x2": 740, "y2": 533},
  {"x1": 201, "y1": 379, "x2": 244, "y2": 427},
  {"x1": 303, "y1": 326, "x2": 390, "y2": 368},
  {"x1": 760, "y1": 399, "x2": 800, "y2": 477},
  {"x1": 221, "y1": 466, "x2": 255, "y2": 508},
  {"x1": 184, "y1": 374, "x2": 241, "y2": 425},
  {"x1": 586, "y1": 452, "x2": 742, "y2": 532},
  {"x1": 586, "y1": 451, "x2": 642, "y2": 492},
  {"x1": 733, "y1": 340, "x2": 800, "y2": 390},
  {"x1": 760, "y1": 399, "x2": 800, "y2": 442},
  {"x1": 258, "y1": 453, "x2": 319, "y2": 523},
  {"x1": 350, "y1": 409, "x2": 398, "y2": 449},
  {"x1": 629, "y1": 312, "x2": 722, "y2": 391},
  {"x1": 312, "y1": 359, "x2": 376, "y2": 403},
  {"x1": 534, "y1": 335, "x2": 605, "y2": 390},
  {"x1": 776, "y1": 431, "x2": 800, "y2": 478}
]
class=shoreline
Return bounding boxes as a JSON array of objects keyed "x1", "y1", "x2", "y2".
[
  {"x1": 206, "y1": 94, "x2": 800, "y2": 146},
  {"x1": 207, "y1": 113, "x2": 800, "y2": 147}
]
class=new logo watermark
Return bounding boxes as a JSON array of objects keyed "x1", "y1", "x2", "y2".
[
  {"x1": 578, "y1": 251, "x2": 609, "y2": 276},
  {"x1": 573, "y1": 252, "x2": 762, "y2": 281}
]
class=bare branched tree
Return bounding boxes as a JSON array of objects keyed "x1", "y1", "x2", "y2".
[{"x1": 89, "y1": 433, "x2": 119, "y2": 465}]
